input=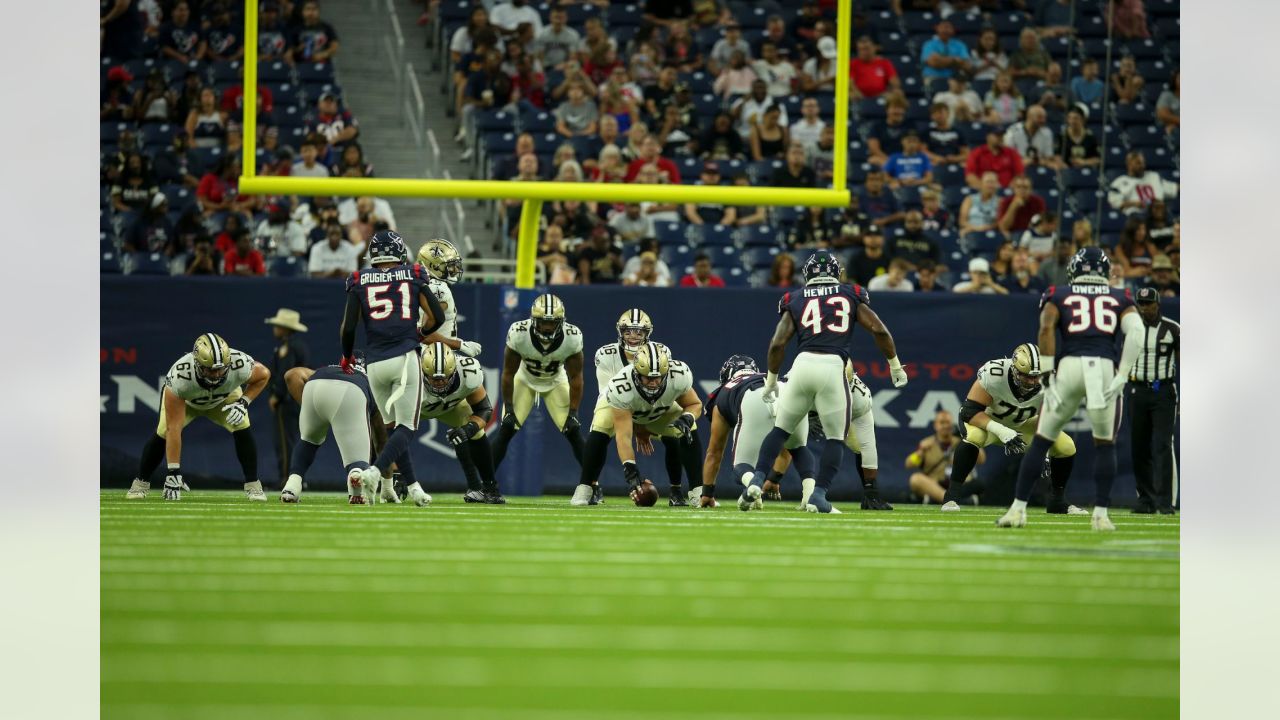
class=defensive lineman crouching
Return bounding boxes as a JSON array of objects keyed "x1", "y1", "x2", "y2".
[
  {"x1": 578, "y1": 342, "x2": 704, "y2": 506},
  {"x1": 126, "y1": 333, "x2": 271, "y2": 501},
  {"x1": 419, "y1": 342, "x2": 505, "y2": 504}
]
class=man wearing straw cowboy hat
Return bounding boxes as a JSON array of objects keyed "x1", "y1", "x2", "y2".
[{"x1": 265, "y1": 308, "x2": 310, "y2": 480}]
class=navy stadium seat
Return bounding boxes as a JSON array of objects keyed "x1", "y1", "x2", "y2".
[
  {"x1": 297, "y1": 62, "x2": 336, "y2": 84},
  {"x1": 991, "y1": 12, "x2": 1029, "y2": 36},
  {"x1": 747, "y1": 160, "x2": 781, "y2": 183},
  {"x1": 660, "y1": 244, "x2": 693, "y2": 268},
  {"x1": 699, "y1": 246, "x2": 739, "y2": 267},
  {"x1": 1026, "y1": 165, "x2": 1060, "y2": 193},
  {"x1": 655, "y1": 222, "x2": 690, "y2": 246},
  {"x1": 210, "y1": 61, "x2": 241, "y2": 83},
  {"x1": 965, "y1": 230, "x2": 1005, "y2": 256},
  {"x1": 481, "y1": 132, "x2": 517, "y2": 156},
  {"x1": 140, "y1": 123, "x2": 177, "y2": 148},
  {"x1": 903, "y1": 12, "x2": 937, "y2": 35},
  {"x1": 607, "y1": 3, "x2": 642, "y2": 26},
  {"x1": 693, "y1": 94, "x2": 722, "y2": 118},
  {"x1": 720, "y1": 266, "x2": 749, "y2": 287},
  {"x1": 934, "y1": 164, "x2": 966, "y2": 190},
  {"x1": 101, "y1": 121, "x2": 133, "y2": 144},
  {"x1": 258, "y1": 61, "x2": 293, "y2": 83},
  {"x1": 941, "y1": 186, "x2": 968, "y2": 213},
  {"x1": 520, "y1": 111, "x2": 556, "y2": 133},
  {"x1": 1064, "y1": 167, "x2": 1100, "y2": 191},
  {"x1": 697, "y1": 224, "x2": 736, "y2": 247},
  {"x1": 739, "y1": 225, "x2": 781, "y2": 247},
  {"x1": 1099, "y1": 210, "x2": 1127, "y2": 234},
  {"x1": 129, "y1": 252, "x2": 171, "y2": 276},
  {"x1": 271, "y1": 256, "x2": 304, "y2": 277},
  {"x1": 741, "y1": 246, "x2": 781, "y2": 269},
  {"x1": 190, "y1": 146, "x2": 224, "y2": 175},
  {"x1": 101, "y1": 252, "x2": 123, "y2": 274},
  {"x1": 437, "y1": 0, "x2": 473, "y2": 22},
  {"x1": 1124, "y1": 125, "x2": 1164, "y2": 149},
  {"x1": 474, "y1": 110, "x2": 516, "y2": 133},
  {"x1": 1075, "y1": 14, "x2": 1107, "y2": 37}
]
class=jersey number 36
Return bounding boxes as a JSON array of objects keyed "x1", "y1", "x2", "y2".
[
  {"x1": 1062, "y1": 295, "x2": 1119, "y2": 333},
  {"x1": 799, "y1": 296, "x2": 851, "y2": 334}
]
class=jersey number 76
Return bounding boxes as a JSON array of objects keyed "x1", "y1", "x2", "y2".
[{"x1": 799, "y1": 296, "x2": 851, "y2": 334}]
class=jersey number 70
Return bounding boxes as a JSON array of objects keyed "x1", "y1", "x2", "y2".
[{"x1": 799, "y1": 296, "x2": 851, "y2": 334}]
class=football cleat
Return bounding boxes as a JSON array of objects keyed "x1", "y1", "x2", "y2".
[
  {"x1": 940, "y1": 501, "x2": 961, "y2": 512},
  {"x1": 406, "y1": 482, "x2": 432, "y2": 507},
  {"x1": 483, "y1": 489, "x2": 507, "y2": 504},
  {"x1": 804, "y1": 504, "x2": 843, "y2": 514},
  {"x1": 669, "y1": 486, "x2": 689, "y2": 507},
  {"x1": 380, "y1": 476, "x2": 402, "y2": 504},
  {"x1": 570, "y1": 484, "x2": 594, "y2": 506},
  {"x1": 348, "y1": 467, "x2": 373, "y2": 505},
  {"x1": 738, "y1": 484, "x2": 763, "y2": 512},
  {"x1": 126, "y1": 479, "x2": 150, "y2": 499},
  {"x1": 281, "y1": 474, "x2": 303, "y2": 503},
  {"x1": 463, "y1": 489, "x2": 487, "y2": 503},
  {"x1": 589, "y1": 484, "x2": 604, "y2": 505},
  {"x1": 762, "y1": 479, "x2": 782, "y2": 501},
  {"x1": 995, "y1": 506, "x2": 1027, "y2": 528},
  {"x1": 804, "y1": 487, "x2": 836, "y2": 514},
  {"x1": 861, "y1": 495, "x2": 894, "y2": 511},
  {"x1": 1092, "y1": 514, "x2": 1116, "y2": 531},
  {"x1": 1066, "y1": 505, "x2": 1089, "y2": 516},
  {"x1": 797, "y1": 478, "x2": 815, "y2": 511},
  {"x1": 244, "y1": 480, "x2": 267, "y2": 502}
]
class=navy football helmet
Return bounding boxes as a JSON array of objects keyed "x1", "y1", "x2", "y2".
[
  {"x1": 802, "y1": 251, "x2": 842, "y2": 283},
  {"x1": 719, "y1": 354, "x2": 759, "y2": 384},
  {"x1": 1067, "y1": 246, "x2": 1112, "y2": 283},
  {"x1": 368, "y1": 230, "x2": 407, "y2": 265}
]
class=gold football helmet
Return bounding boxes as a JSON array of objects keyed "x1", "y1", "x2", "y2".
[
  {"x1": 631, "y1": 342, "x2": 671, "y2": 401},
  {"x1": 192, "y1": 333, "x2": 232, "y2": 389},
  {"x1": 616, "y1": 308, "x2": 653, "y2": 351},
  {"x1": 417, "y1": 238, "x2": 463, "y2": 284},
  {"x1": 1011, "y1": 343, "x2": 1044, "y2": 394},
  {"x1": 530, "y1": 294, "x2": 566, "y2": 342},
  {"x1": 421, "y1": 342, "x2": 458, "y2": 395}
]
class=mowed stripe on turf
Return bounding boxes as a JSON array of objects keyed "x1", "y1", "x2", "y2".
[{"x1": 101, "y1": 492, "x2": 1179, "y2": 719}]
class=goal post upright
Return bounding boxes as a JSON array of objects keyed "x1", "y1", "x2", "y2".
[{"x1": 237, "y1": 0, "x2": 853, "y2": 290}]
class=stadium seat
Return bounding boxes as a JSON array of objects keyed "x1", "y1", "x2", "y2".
[
  {"x1": 1073, "y1": 189, "x2": 1107, "y2": 215},
  {"x1": 676, "y1": 157, "x2": 702, "y2": 183},
  {"x1": 481, "y1": 132, "x2": 517, "y2": 157},
  {"x1": 959, "y1": 122, "x2": 994, "y2": 147},
  {"x1": 770, "y1": 206, "x2": 802, "y2": 228},
  {"x1": 210, "y1": 61, "x2": 241, "y2": 83},
  {"x1": 564, "y1": 3, "x2": 599, "y2": 24},
  {"x1": 298, "y1": 62, "x2": 336, "y2": 85},
  {"x1": 697, "y1": 224, "x2": 736, "y2": 247},
  {"x1": 990, "y1": 12, "x2": 1029, "y2": 36},
  {"x1": 1114, "y1": 102, "x2": 1151, "y2": 127},
  {"x1": 531, "y1": 132, "x2": 561, "y2": 153},
  {"x1": 1026, "y1": 165, "x2": 1059, "y2": 194},
  {"x1": 259, "y1": 61, "x2": 293, "y2": 83},
  {"x1": 519, "y1": 111, "x2": 556, "y2": 133},
  {"x1": 747, "y1": 160, "x2": 781, "y2": 184},
  {"x1": 879, "y1": 32, "x2": 910, "y2": 56},
  {"x1": 741, "y1": 246, "x2": 781, "y2": 269},
  {"x1": 720, "y1": 266, "x2": 749, "y2": 287},
  {"x1": 965, "y1": 230, "x2": 1005, "y2": 257},
  {"x1": 1099, "y1": 210, "x2": 1127, "y2": 234},
  {"x1": 474, "y1": 110, "x2": 516, "y2": 133},
  {"x1": 1155, "y1": 17, "x2": 1180, "y2": 39},
  {"x1": 101, "y1": 121, "x2": 133, "y2": 144},
  {"x1": 437, "y1": 0, "x2": 473, "y2": 22},
  {"x1": 101, "y1": 251, "x2": 123, "y2": 274},
  {"x1": 856, "y1": 98, "x2": 885, "y2": 122},
  {"x1": 140, "y1": 123, "x2": 176, "y2": 149},
  {"x1": 271, "y1": 256, "x2": 304, "y2": 277},
  {"x1": 190, "y1": 146, "x2": 224, "y2": 175},
  {"x1": 1125, "y1": 125, "x2": 1164, "y2": 149},
  {"x1": 299, "y1": 83, "x2": 343, "y2": 105},
  {"x1": 162, "y1": 185, "x2": 195, "y2": 212},
  {"x1": 129, "y1": 252, "x2": 171, "y2": 276},
  {"x1": 660, "y1": 244, "x2": 692, "y2": 268},
  {"x1": 607, "y1": 3, "x2": 642, "y2": 26},
  {"x1": 1064, "y1": 167, "x2": 1100, "y2": 191},
  {"x1": 739, "y1": 225, "x2": 780, "y2": 248},
  {"x1": 1042, "y1": 36, "x2": 1075, "y2": 60},
  {"x1": 1075, "y1": 14, "x2": 1107, "y2": 37},
  {"x1": 934, "y1": 163, "x2": 966, "y2": 190},
  {"x1": 693, "y1": 94, "x2": 722, "y2": 118},
  {"x1": 699, "y1": 245, "x2": 739, "y2": 267},
  {"x1": 655, "y1": 222, "x2": 691, "y2": 246},
  {"x1": 1137, "y1": 59, "x2": 1169, "y2": 80},
  {"x1": 903, "y1": 12, "x2": 937, "y2": 35},
  {"x1": 1146, "y1": 146, "x2": 1176, "y2": 170}
]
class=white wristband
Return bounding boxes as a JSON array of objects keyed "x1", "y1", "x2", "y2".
[
  {"x1": 766, "y1": 371, "x2": 778, "y2": 386},
  {"x1": 888, "y1": 356, "x2": 903, "y2": 372},
  {"x1": 986, "y1": 421, "x2": 1017, "y2": 444}
]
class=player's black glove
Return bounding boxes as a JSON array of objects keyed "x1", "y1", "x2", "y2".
[
  {"x1": 807, "y1": 410, "x2": 826, "y2": 442},
  {"x1": 622, "y1": 461, "x2": 641, "y2": 487},
  {"x1": 671, "y1": 413, "x2": 695, "y2": 438},
  {"x1": 1004, "y1": 436, "x2": 1028, "y2": 456},
  {"x1": 562, "y1": 413, "x2": 580, "y2": 434},
  {"x1": 447, "y1": 421, "x2": 480, "y2": 447},
  {"x1": 501, "y1": 409, "x2": 518, "y2": 431}
]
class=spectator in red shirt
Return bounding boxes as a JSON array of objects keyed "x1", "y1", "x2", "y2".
[
  {"x1": 196, "y1": 156, "x2": 255, "y2": 217},
  {"x1": 224, "y1": 231, "x2": 266, "y2": 276},
  {"x1": 997, "y1": 175, "x2": 1046, "y2": 236},
  {"x1": 849, "y1": 36, "x2": 900, "y2": 99},
  {"x1": 679, "y1": 253, "x2": 726, "y2": 287},
  {"x1": 220, "y1": 65, "x2": 275, "y2": 115},
  {"x1": 964, "y1": 130, "x2": 1024, "y2": 189},
  {"x1": 624, "y1": 134, "x2": 681, "y2": 184}
]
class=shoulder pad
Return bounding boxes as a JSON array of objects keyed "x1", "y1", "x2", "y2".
[
  {"x1": 1039, "y1": 286, "x2": 1055, "y2": 308},
  {"x1": 850, "y1": 283, "x2": 870, "y2": 305},
  {"x1": 345, "y1": 270, "x2": 359, "y2": 291},
  {"x1": 778, "y1": 291, "x2": 790, "y2": 315}
]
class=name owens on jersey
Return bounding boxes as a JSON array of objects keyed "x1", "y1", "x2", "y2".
[
  {"x1": 975, "y1": 358, "x2": 1043, "y2": 426},
  {"x1": 420, "y1": 357, "x2": 485, "y2": 418},
  {"x1": 780, "y1": 283, "x2": 870, "y2": 359},
  {"x1": 165, "y1": 350, "x2": 254, "y2": 409},
  {"x1": 605, "y1": 360, "x2": 694, "y2": 424},
  {"x1": 1041, "y1": 284, "x2": 1134, "y2": 361},
  {"x1": 346, "y1": 263, "x2": 433, "y2": 362},
  {"x1": 506, "y1": 320, "x2": 584, "y2": 390}
]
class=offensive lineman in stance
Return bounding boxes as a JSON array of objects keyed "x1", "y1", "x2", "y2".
[
  {"x1": 126, "y1": 333, "x2": 271, "y2": 501},
  {"x1": 997, "y1": 247, "x2": 1144, "y2": 530},
  {"x1": 743, "y1": 251, "x2": 908, "y2": 513},
  {"x1": 341, "y1": 230, "x2": 445, "y2": 507},
  {"x1": 419, "y1": 342, "x2": 505, "y2": 504},
  {"x1": 940, "y1": 343, "x2": 1085, "y2": 514},
  {"x1": 579, "y1": 342, "x2": 703, "y2": 506},
  {"x1": 279, "y1": 355, "x2": 385, "y2": 504},
  {"x1": 491, "y1": 294, "x2": 587, "y2": 470}
]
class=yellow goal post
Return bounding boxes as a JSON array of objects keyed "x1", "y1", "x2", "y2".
[{"x1": 236, "y1": 0, "x2": 853, "y2": 288}]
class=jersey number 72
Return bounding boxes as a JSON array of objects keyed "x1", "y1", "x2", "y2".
[
  {"x1": 366, "y1": 283, "x2": 413, "y2": 321},
  {"x1": 799, "y1": 296, "x2": 851, "y2": 334}
]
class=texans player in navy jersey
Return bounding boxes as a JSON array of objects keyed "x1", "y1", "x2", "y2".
[
  {"x1": 340, "y1": 231, "x2": 445, "y2": 507},
  {"x1": 996, "y1": 247, "x2": 1146, "y2": 531},
  {"x1": 700, "y1": 355, "x2": 819, "y2": 509},
  {"x1": 741, "y1": 251, "x2": 909, "y2": 513}
]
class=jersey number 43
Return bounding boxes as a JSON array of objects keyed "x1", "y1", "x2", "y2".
[
  {"x1": 799, "y1": 296, "x2": 851, "y2": 334},
  {"x1": 1062, "y1": 295, "x2": 1119, "y2": 333}
]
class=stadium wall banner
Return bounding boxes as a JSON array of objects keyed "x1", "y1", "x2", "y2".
[{"x1": 101, "y1": 278, "x2": 1178, "y2": 504}]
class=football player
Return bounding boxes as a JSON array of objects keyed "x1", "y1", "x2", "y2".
[
  {"x1": 996, "y1": 247, "x2": 1145, "y2": 531},
  {"x1": 797, "y1": 362, "x2": 892, "y2": 510},
  {"x1": 490, "y1": 294, "x2": 587, "y2": 473},
  {"x1": 591, "y1": 309, "x2": 698, "y2": 505},
  {"x1": 125, "y1": 333, "x2": 271, "y2": 501},
  {"x1": 416, "y1": 238, "x2": 482, "y2": 358},
  {"x1": 940, "y1": 343, "x2": 1086, "y2": 515},
  {"x1": 742, "y1": 251, "x2": 908, "y2": 513},
  {"x1": 578, "y1": 342, "x2": 703, "y2": 506},
  {"x1": 419, "y1": 342, "x2": 504, "y2": 504},
  {"x1": 279, "y1": 354, "x2": 387, "y2": 504},
  {"x1": 341, "y1": 230, "x2": 446, "y2": 507},
  {"x1": 700, "y1": 355, "x2": 816, "y2": 510}
]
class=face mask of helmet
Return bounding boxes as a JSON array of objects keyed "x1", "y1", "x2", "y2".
[
  {"x1": 533, "y1": 318, "x2": 562, "y2": 341},
  {"x1": 426, "y1": 371, "x2": 454, "y2": 395},
  {"x1": 620, "y1": 325, "x2": 650, "y2": 348},
  {"x1": 1012, "y1": 368, "x2": 1041, "y2": 394},
  {"x1": 635, "y1": 371, "x2": 667, "y2": 400},
  {"x1": 195, "y1": 363, "x2": 228, "y2": 389}
]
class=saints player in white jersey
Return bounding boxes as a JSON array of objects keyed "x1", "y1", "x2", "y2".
[
  {"x1": 591, "y1": 309, "x2": 697, "y2": 505},
  {"x1": 491, "y1": 294, "x2": 588, "y2": 473},
  {"x1": 416, "y1": 238, "x2": 482, "y2": 358},
  {"x1": 576, "y1": 342, "x2": 703, "y2": 507},
  {"x1": 418, "y1": 342, "x2": 505, "y2": 504},
  {"x1": 125, "y1": 333, "x2": 271, "y2": 501},
  {"x1": 940, "y1": 343, "x2": 1084, "y2": 514}
]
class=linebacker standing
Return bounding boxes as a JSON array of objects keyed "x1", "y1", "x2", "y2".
[{"x1": 1127, "y1": 287, "x2": 1179, "y2": 514}]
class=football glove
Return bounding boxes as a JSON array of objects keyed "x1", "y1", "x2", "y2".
[
  {"x1": 1104, "y1": 374, "x2": 1126, "y2": 404},
  {"x1": 622, "y1": 461, "x2": 641, "y2": 487},
  {"x1": 986, "y1": 420, "x2": 1018, "y2": 446},
  {"x1": 500, "y1": 408, "x2": 518, "y2": 431},
  {"x1": 762, "y1": 372, "x2": 779, "y2": 405},
  {"x1": 457, "y1": 340, "x2": 482, "y2": 357},
  {"x1": 889, "y1": 357, "x2": 909, "y2": 388},
  {"x1": 562, "y1": 413, "x2": 581, "y2": 434},
  {"x1": 222, "y1": 398, "x2": 249, "y2": 427},
  {"x1": 163, "y1": 471, "x2": 183, "y2": 501},
  {"x1": 446, "y1": 421, "x2": 479, "y2": 446},
  {"x1": 671, "y1": 412, "x2": 695, "y2": 438},
  {"x1": 340, "y1": 355, "x2": 358, "y2": 374},
  {"x1": 1003, "y1": 436, "x2": 1028, "y2": 456}
]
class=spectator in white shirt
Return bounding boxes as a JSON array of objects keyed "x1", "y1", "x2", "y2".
[
  {"x1": 489, "y1": 0, "x2": 542, "y2": 38},
  {"x1": 789, "y1": 96, "x2": 826, "y2": 154},
  {"x1": 534, "y1": 6, "x2": 579, "y2": 70},
  {"x1": 731, "y1": 80, "x2": 785, "y2": 139},
  {"x1": 952, "y1": 257, "x2": 1010, "y2": 294},
  {"x1": 752, "y1": 41, "x2": 797, "y2": 98},
  {"x1": 308, "y1": 224, "x2": 361, "y2": 278},
  {"x1": 255, "y1": 205, "x2": 307, "y2": 257},
  {"x1": 708, "y1": 22, "x2": 752, "y2": 75},
  {"x1": 621, "y1": 238, "x2": 672, "y2": 283},
  {"x1": 933, "y1": 75, "x2": 984, "y2": 123},
  {"x1": 338, "y1": 196, "x2": 397, "y2": 245},
  {"x1": 1018, "y1": 211, "x2": 1058, "y2": 267},
  {"x1": 1003, "y1": 104, "x2": 1060, "y2": 168},
  {"x1": 291, "y1": 135, "x2": 331, "y2": 178},
  {"x1": 609, "y1": 202, "x2": 656, "y2": 243},
  {"x1": 867, "y1": 258, "x2": 916, "y2": 292},
  {"x1": 622, "y1": 251, "x2": 672, "y2": 287},
  {"x1": 1109, "y1": 150, "x2": 1179, "y2": 216}
]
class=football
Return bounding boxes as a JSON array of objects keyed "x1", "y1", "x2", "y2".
[{"x1": 630, "y1": 479, "x2": 658, "y2": 507}]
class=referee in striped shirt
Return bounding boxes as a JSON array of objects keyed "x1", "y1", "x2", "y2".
[{"x1": 1127, "y1": 287, "x2": 1180, "y2": 514}]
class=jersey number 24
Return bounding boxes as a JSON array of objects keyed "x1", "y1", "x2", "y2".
[{"x1": 799, "y1": 296, "x2": 851, "y2": 334}]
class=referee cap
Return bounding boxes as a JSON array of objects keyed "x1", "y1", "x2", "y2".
[{"x1": 1136, "y1": 287, "x2": 1160, "y2": 305}]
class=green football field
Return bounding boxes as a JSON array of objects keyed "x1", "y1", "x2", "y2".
[{"x1": 101, "y1": 490, "x2": 1179, "y2": 719}]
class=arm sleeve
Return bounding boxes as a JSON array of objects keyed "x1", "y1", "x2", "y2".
[
  {"x1": 340, "y1": 292, "x2": 361, "y2": 358},
  {"x1": 1115, "y1": 311, "x2": 1145, "y2": 381},
  {"x1": 417, "y1": 277, "x2": 446, "y2": 336}
]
